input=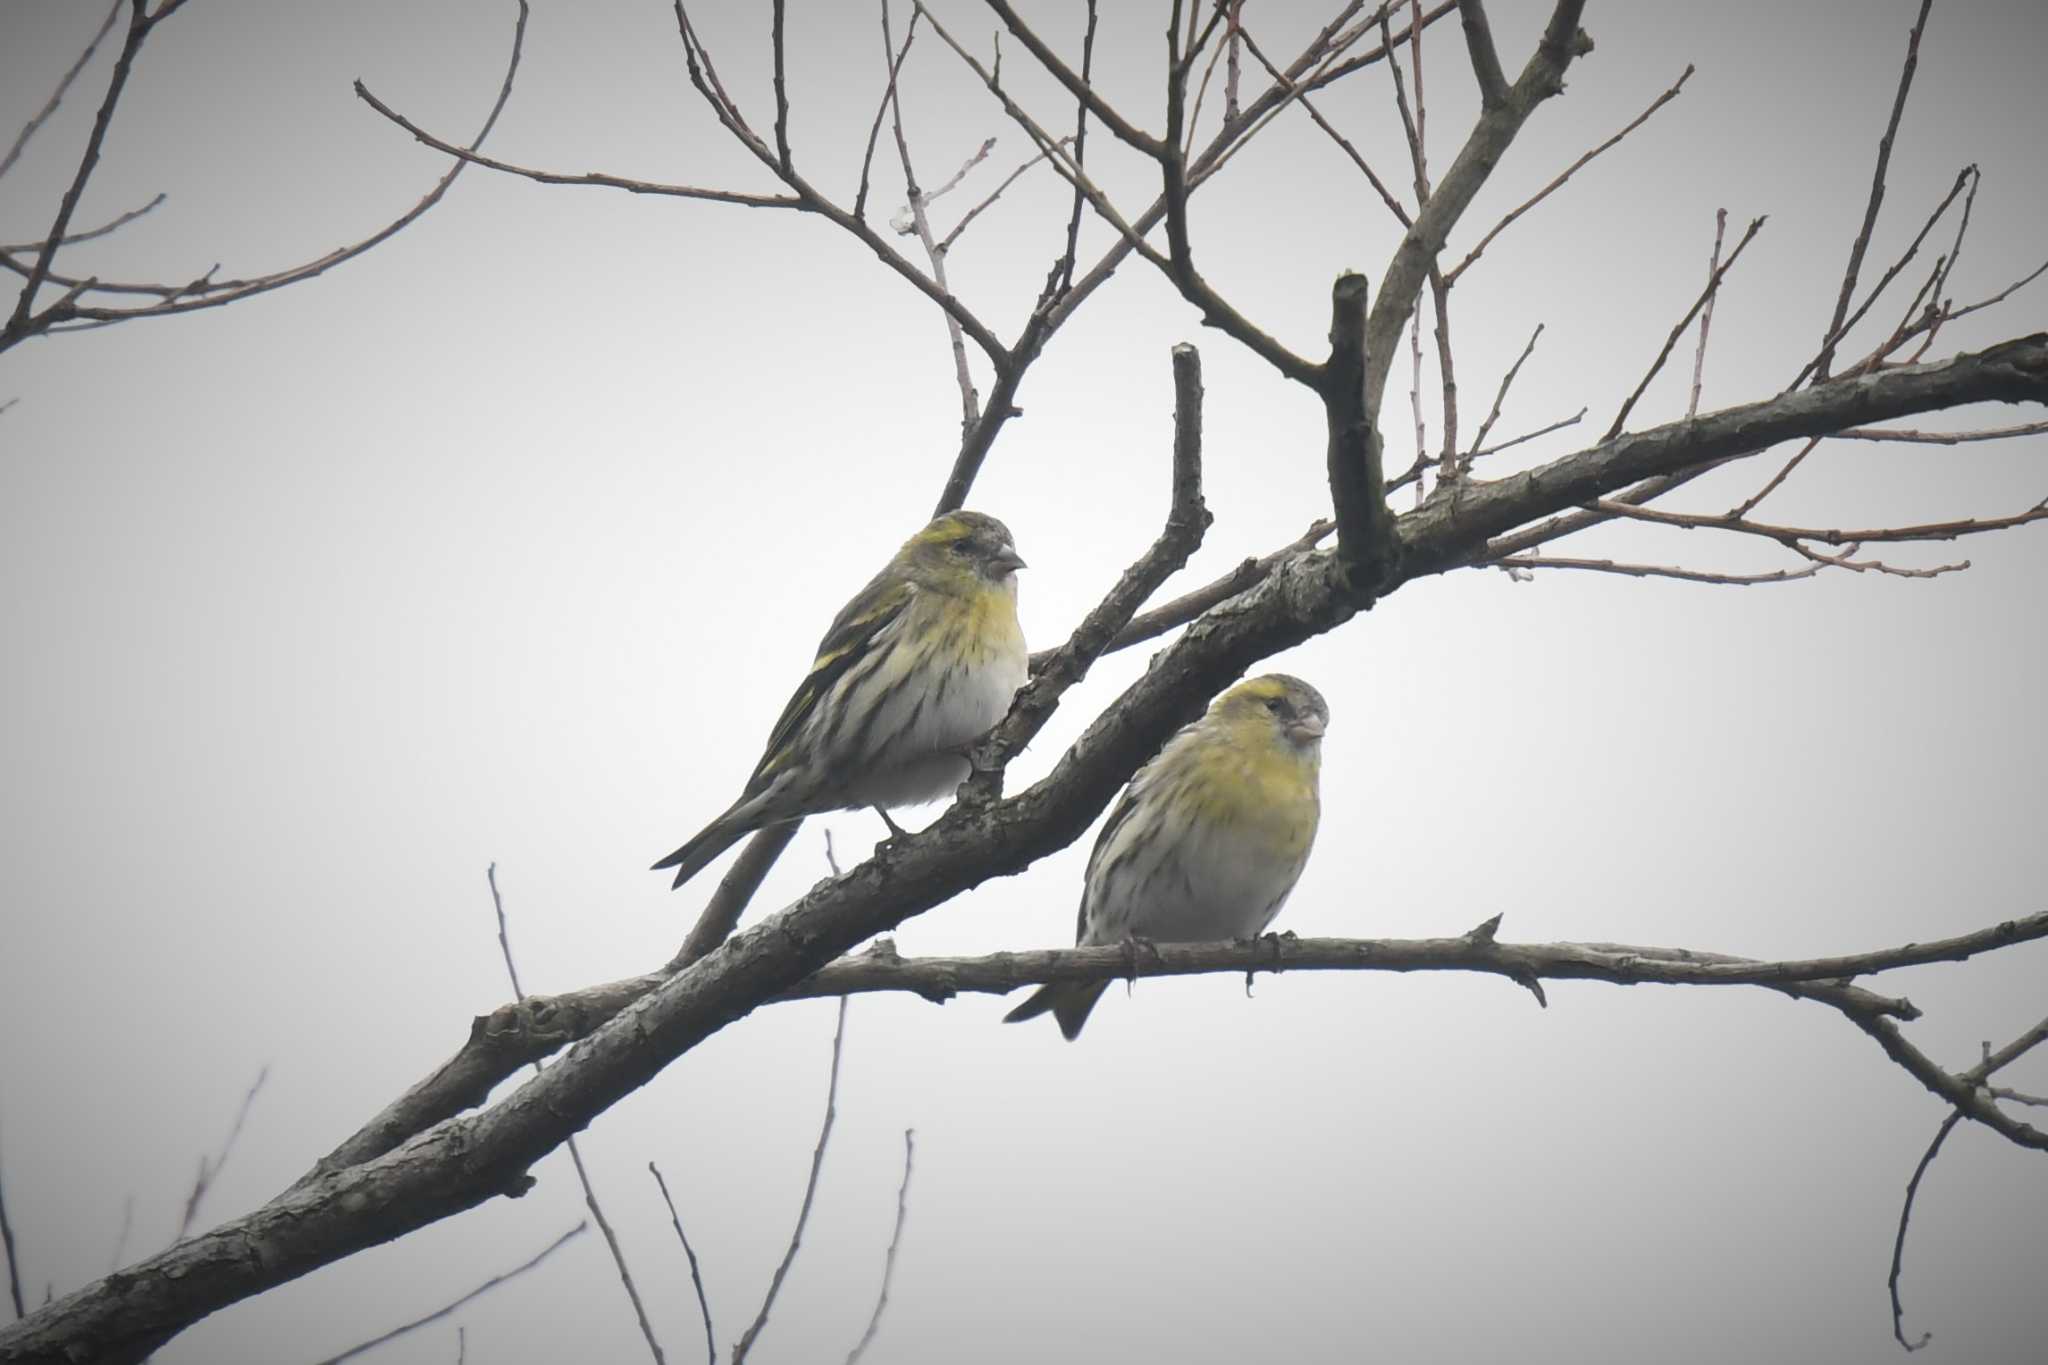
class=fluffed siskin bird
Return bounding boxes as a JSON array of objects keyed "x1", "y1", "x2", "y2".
[
  {"x1": 1004, "y1": 673, "x2": 1327, "y2": 1039},
  {"x1": 653, "y1": 509, "x2": 1028, "y2": 890}
]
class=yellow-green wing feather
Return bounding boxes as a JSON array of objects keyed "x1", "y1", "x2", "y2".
[{"x1": 745, "y1": 573, "x2": 916, "y2": 795}]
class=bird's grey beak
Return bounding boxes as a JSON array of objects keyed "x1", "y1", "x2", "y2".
[
  {"x1": 1287, "y1": 713, "x2": 1327, "y2": 743},
  {"x1": 991, "y1": 547, "x2": 1026, "y2": 575}
]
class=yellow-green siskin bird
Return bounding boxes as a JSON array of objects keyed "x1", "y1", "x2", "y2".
[
  {"x1": 1004, "y1": 673, "x2": 1327, "y2": 1039},
  {"x1": 654, "y1": 510, "x2": 1028, "y2": 890}
]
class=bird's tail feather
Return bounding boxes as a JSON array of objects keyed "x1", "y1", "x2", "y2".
[
  {"x1": 651, "y1": 812, "x2": 752, "y2": 890},
  {"x1": 1003, "y1": 980, "x2": 1111, "y2": 1041}
]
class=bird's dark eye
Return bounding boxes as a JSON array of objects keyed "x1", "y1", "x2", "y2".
[
  {"x1": 1264, "y1": 697, "x2": 1285, "y2": 714},
  {"x1": 950, "y1": 539, "x2": 973, "y2": 555}
]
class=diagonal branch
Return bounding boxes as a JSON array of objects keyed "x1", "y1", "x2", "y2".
[
  {"x1": 843, "y1": 1129, "x2": 915, "y2": 1365},
  {"x1": 7, "y1": 1, "x2": 532, "y2": 342},
  {"x1": 1364, "y1": 0, "x2": 1590, "y2": 419},
  {"x1": 978, "y1": 0, "x2": 1167, "y2": 156},
  {"x1": 308, "y1": 1223, "x2": 588, "y2": 1365},
  {"x1": 4, "y1": 0, "x2": 152, "y2": 345},
  {"x1": 732, "y1": 999, "x2": 848, "y2": 1364},
  {"x1": 0, "y1": 0, "x2": 122, "y2": 185},
  {"x1": 1604, "y1": 215, "x2": 1766, "y2": 440},
  {"x1": 649, "y1": 1164, "x2": 717, "y2": 1365},
  {"x1": 1811, "y1": 0, "x2": 1934, "y2": 383},
  {"x1": 975, "y1": 343, "x2": 1212, "y2": 776},
  {"x1": 350, "y1": 88, "x2": 798, "y2": 208},
  {"x1": 1445, "y1": 63, "x2": 1693, "y2": 285}
]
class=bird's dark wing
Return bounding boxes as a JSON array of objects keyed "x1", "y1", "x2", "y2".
[{"x1": 744, "y1": 571, "x2": 916, "y2": 796}]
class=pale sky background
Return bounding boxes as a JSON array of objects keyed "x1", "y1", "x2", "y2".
[{"x1": 2, "y1": 1, "x2": 2046, "y2": 1362}]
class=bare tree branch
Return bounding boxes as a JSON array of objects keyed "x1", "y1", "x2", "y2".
[
  {"x1": 1461, "y1": 322, "x2": 1544, "y2": 465},
  {"x1": 976, "y1": 343, "x2": 1213, "y2": 776},
  {"x1": 1831, "y1": 419, "x2": 2048, "y2": 445},
  {"x1": 308, "y1": 1224, "x2": 588, "y2": 1365},
  {"x1": 4, "y1": 0, "x2": 153, "y2": 344},
  {"x1": 1887, "y1": 1110, "x2": 1957, "y2": 1352},
  {"x1": 649, "y1": 1164, "x2": 717, "y2": 1365},
  {"x1": 0, "y1": 193, "x2": 165, "y2": 254},
  {"x1": 1, "y1": 1, "x2": 532, "y2": 343},
  {"x1": 488, "y1": 866, "x2": 665, "y2": 1365},
  {"x1": 791, "y1": 909, "x2": 2048, "y2": 1008},
  {"x1": 1795, "y1": 164, "x2": 1974, "y2": 391},
  {"x1": 1811, "y1": 0, "x2": 1934, "y2": 383},
  {"x1": 1322, "y1": 273, "x2": 1396, "y2": 579},
  {"x1": 1036, "y1": 519, "x2": 1335, "y2": 670},
  {"x1": 1587, "y1": 495, "x2": 2048, "y2": 550},
  {"x1": 732, "y1": 998, "x2": 848, "y2": 1364},
  {"x1": 1688, "y1": 209, "x2": 1728, "y2": 417},
  {"x1": 1456, "y1": 0, "x2": 1509, "y2": 108},
  {"x1": 669, "y1": 2, "x2": 1008, "y2": 366},
  {"x1": 1232, "y1": 22, "x2": 1408, "y2": 227},
  {"x1": 935, "y1": 137, "x2": 1070, "y2": 254},
  {"x1": 1605, "y1": 216, "x2": 1766, "y2": 440},
  {"x1": 844, "y1": 1129, "x2": 915, "y2": 1365},
  {"x1": 0, "y1": 0, "x2": 122, "y2": 185},
  {"x1": 1491, "y1": 555, "x2": 1823, "y2": 587},
  {"x1": 978, "y1": 0, "x2": 1167, "y2": 157},
  {"x1": 172, "y1": 1068, "x2": 268, "y2": 1246},
  {"x1": 350, "y1": 88, "x2": 798, "y2": 208},
  {"x1": 1365, "y1": 0, "x2": 1591, "y2": 419},
  {"x1": 0, "y1": 1125, "x2": 22, "y2": 1320},
  {"x1": 881, "y1": 3, "x2": 981, "y2": 433},
  {"x1": 1445, "y1": 64, "x2": 1693, "y2": 285}
]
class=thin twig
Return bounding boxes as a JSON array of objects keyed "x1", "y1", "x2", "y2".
[
  {"x1": 106, "y1": 1195, "x2": 134, "y2": 1275},
  {"x1": 1727, "y1": 436, "x2": 1821, "y2": 520},
  {"x1": 1605, "y1": 216, "x2": 1766, "y2": 441},
  {"x1": 1463, "y1": 407, "x2": 1585, "y2": 463},
  {"x1": 1833, "y1": 419, "x2": 2048, "y2": 445},
  {"x1": 882, "y1": 1, "x2": 979, "y2": 433},
  {"x1": 650, "y1": 1163, "x2": 717, "y2": 1365},
  {"x1": 771, "y1": 0, "x2": 793, "y2": 175},
  {"x1": 349, "y1": 89, "x2": 798, "y2": 209},
  {"x1": 1029, "y1": 519, "x2": 1330, "y2": 672},
  {"x1": 174, "y1": 1066, "x2": 269, "y2": 1244},
  {"x1": 1887, "y1": 1112, "x2": 1956, "y2": 1352},
  {"x1": 1465, "y1": 322, "x2": 1543, "y2": 458},
  {"x1": 1446, "y1": 64, "x2": 1694, "y2": 284},
  {"x1": 844, "y1": 1129, "x2": 916, "y2": 1364},
  {"x1": 1492, "y1": 555, "x2": 1822, "y2": 587},
  {"x1": 732, "y1": 998, "x2": 850, "y2": 1364},
  {"x1": 1688, "y1": 209, "x2": 1727, "y2": 417},
  {"x1": 489, "y1": 864, "x2": 667, "y2": 1365},
  {"x1": 0, "y1": 1125, "x2": 22, "y2": 1319},
  {"x1": 1232, "y1": 23, "x2": 1408, "y2": 226},
  {"x1": 1590, "y1": 495, "x2": 2048, "y2": 549},
  {"x1": 6, "y1": 0, "x2": 151, "y2": 343},
  {"x1": 5, "y1": 1, "x2": 531, "y2": 344},
  {"x1": 0, "y1": 0, "x2": 122, "y2": 184},
  {"x1": 854, "y1": 2, "x2": 918, "y2": 220},
  {"x1": 1794, "y1": 165, "x2": 1974, "y2": 390},
  {"x1": 0, "y1": 193, "x2": 165, "y2": 254},
  {"x1": 1811, "y1": 0, "x2": 1933, "y2": 383},
  {"x1": 937, "y1": 138, "x2": 1071, "y2": 254},
  {"x1": 309, "y1": 1224, "x2": 588, "y2": 1365}
]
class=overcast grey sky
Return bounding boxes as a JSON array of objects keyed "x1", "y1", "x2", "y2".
[{"x1": 3, "y1": 1, "x2": 2045, "y2": 1361}]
